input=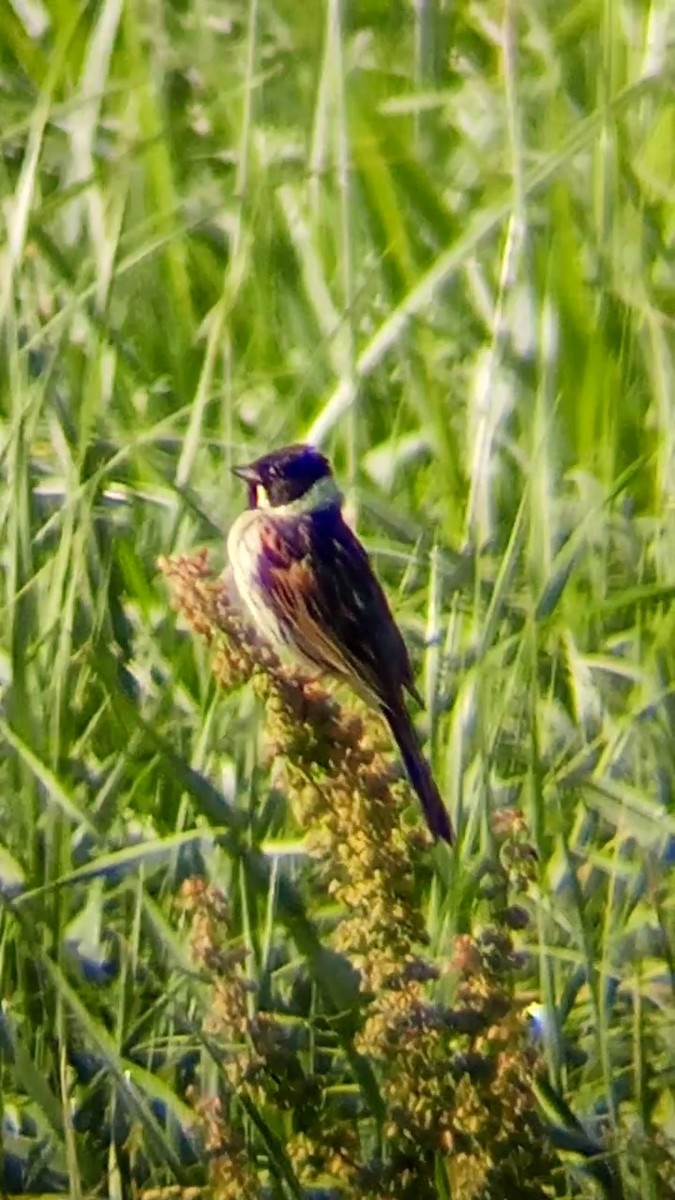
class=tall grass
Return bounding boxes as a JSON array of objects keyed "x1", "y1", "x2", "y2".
[{"x1": 0, "y1": 0, "x2": 674, "y2": 1195}]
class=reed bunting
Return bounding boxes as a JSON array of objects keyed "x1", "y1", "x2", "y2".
[{"x1": 227, "y1": 444, "x2": 454, "y2": 844}]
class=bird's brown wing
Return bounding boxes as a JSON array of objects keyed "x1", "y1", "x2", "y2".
[
  {"x1": 257, "y1": 507, "x2": 417, "y2": 711},
  {"x1": 257, "y1": 508, "x2": 454, "y2": 844}
]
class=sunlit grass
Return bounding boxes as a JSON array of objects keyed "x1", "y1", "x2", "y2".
[{"x1": 0, "y1": 0, "x2": 674, "y2": 1195}]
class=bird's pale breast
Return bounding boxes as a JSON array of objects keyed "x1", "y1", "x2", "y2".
[{"x1": 227, "y1": 509, "x2": 295, "y2": 651}]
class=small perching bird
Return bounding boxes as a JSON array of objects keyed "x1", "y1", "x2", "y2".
[{"x1": 227, "y1": 443, "x2": 454, "y2": 845}]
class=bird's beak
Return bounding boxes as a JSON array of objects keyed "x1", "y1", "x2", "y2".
[{"x1": 232, "y1": 462, "x2": 260, "y2": 485}]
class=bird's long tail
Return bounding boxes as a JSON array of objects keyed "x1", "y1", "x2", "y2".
[{"x1": 384, "y1": 703, "x2": 454, "y2": 845}]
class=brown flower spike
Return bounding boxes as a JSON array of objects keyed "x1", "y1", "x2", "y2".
[{"x1": 160, "y1": 551, "x2": 562, "y2": 1199}]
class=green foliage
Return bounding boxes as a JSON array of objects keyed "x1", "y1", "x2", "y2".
[{"x1": 0, "y1": 0, "x2": 674, "y2": 1196}]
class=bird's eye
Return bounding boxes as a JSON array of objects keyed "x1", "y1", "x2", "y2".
[{"x1": 256, "y1": 485, "x2": 271, "y2": 508}]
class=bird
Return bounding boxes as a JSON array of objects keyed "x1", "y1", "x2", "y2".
[{"x1": 227, "y1": 443, "x2": 454, "y2": 845}]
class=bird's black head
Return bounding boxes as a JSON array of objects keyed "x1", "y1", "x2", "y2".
[{"x1": 232, "y1": 444, "x2": 337, "y2": 511}]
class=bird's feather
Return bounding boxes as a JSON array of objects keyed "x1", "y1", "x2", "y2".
[
  {"x1": 257, "y1": 506, "x2": 416, "y2": 710},
  {"x1": 228, "y1": 495, "x2": 454, "y2": 845}
]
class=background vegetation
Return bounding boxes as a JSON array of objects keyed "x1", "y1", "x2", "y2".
[{"x1": 1, "y1": 0, "x2": 674, "y2": 1196}]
